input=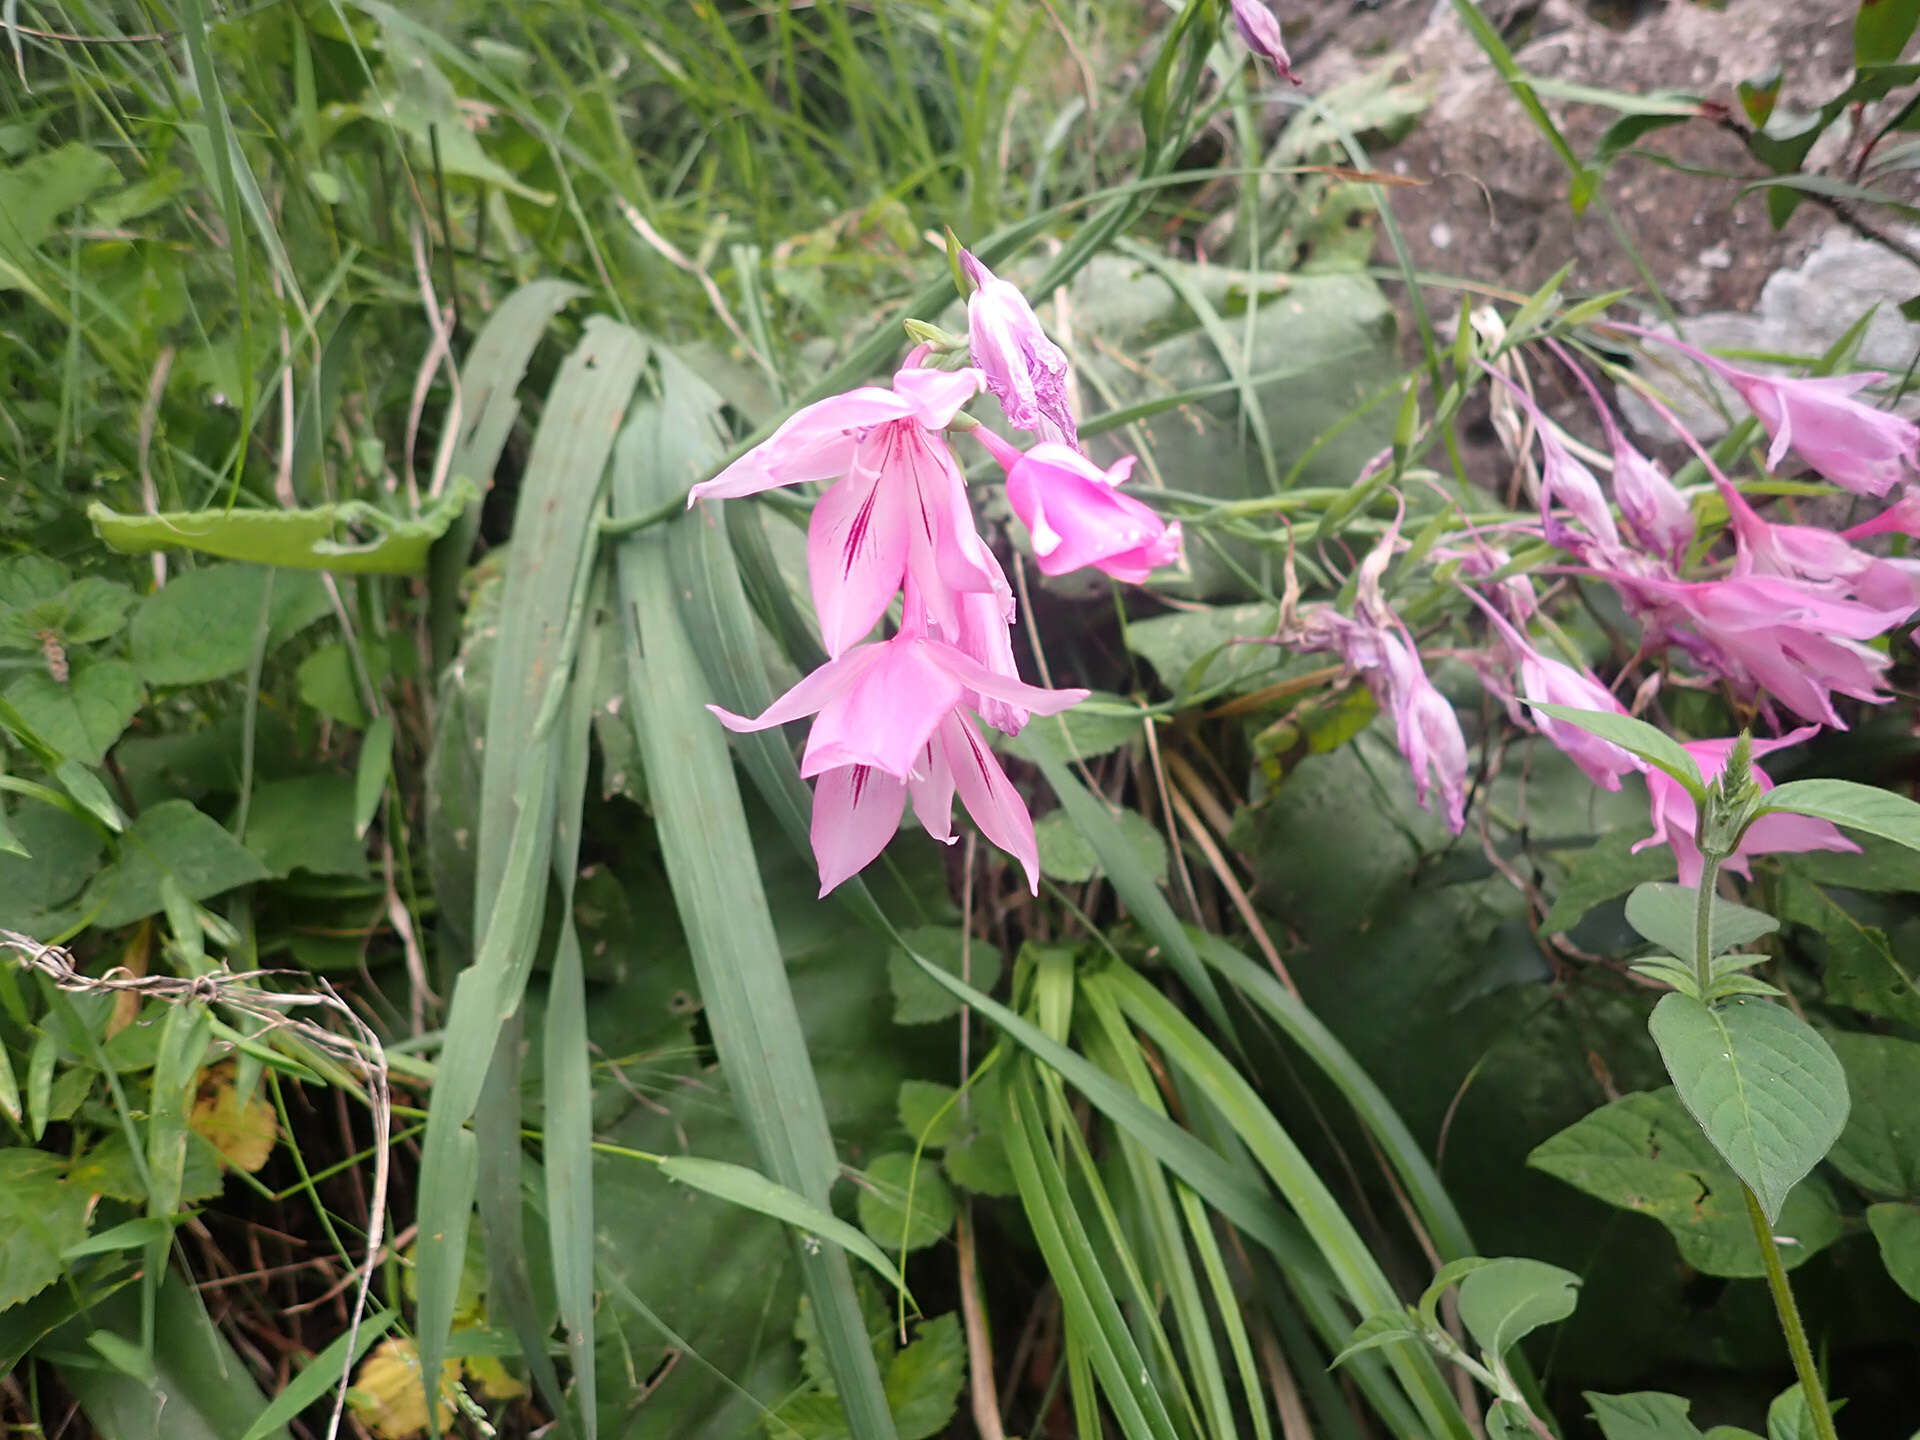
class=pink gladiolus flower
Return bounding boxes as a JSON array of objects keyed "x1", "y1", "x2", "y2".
[
  {"x1": 1469, "y1": 593, "x2": 1640, "y2": 791},
  {"x1": 972, "y1": 428, "x2": 1184, "y2": 583},
  {"x1": 808, "y1": 710, "x2": 1049, "y2": 896},
  {"x1": 943, "y1": 574, "x2": 1029, "y2": 736},
  {"x1": 1633, "y1": 728, "x2": 1857, "y2": 887},
  {"x1": 960, "y1": 249, "x2": 1077, "y2": 449},
  {"x1": 688, "y1": 363, "x2": 1001, "y2": 656},
  {"x1": 1624, "y1": 325, "x2": 1919, "y2": 497},
  {"x1": 1716, "y1": 478, "x2": 1920, "y2": 614},
  {"x1": 1229, "y1": 0, "x2": 1300, "y2": 82},
  {"x1": 1619, "y1": 572, "x2": 1906, "y2": 727},
  {"x1": 710, "y1": 615, "x2": 1086, "y2": 894}
]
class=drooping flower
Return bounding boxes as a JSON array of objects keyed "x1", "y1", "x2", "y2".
[
  {"x1": 1286, "y1": 517, "x2": 1470, "y2": 831},
  {"x1": 960, "y1": 249, "x2": 1077, "y2": 449},
  {"x1": 1633, "y1": 728, "x2": 1857, "y2": 886},
  {"x1": 1467, "y1": 592, "x2": 1641, "y2": 791},
  {"x1": 1716, "y1": 477, "x2": 1920, "y2": 615},
  {"x1": 1228, "y1": 0, "x2": 1300, "y2": 83},
  {"x1": 1482, "y1": 365, "x2": 1623, "y2": 560},
  {"x1": 688, "y1": 363, "x2": 1002, "y2": 656},
  {"x1": 971, "y1": 428, "x2": 1184, "y2": 583},
  {"x1": 1553, "y1": 345, "x2": 1696, "y2": 565},
  {"x1": 1622, "y1": 325, "x2": 1920, "y2": 497},
  {"x1": 1613, "y1": 572, "x2": 1907, "y2": 727}
]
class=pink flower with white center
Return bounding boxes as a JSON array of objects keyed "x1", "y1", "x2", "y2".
[
  {"x1": 1228, "y1": 0, "x2": 1300, "y2": 83},
  {"x1": 808, "y1": 709, "x2": 1049, "y2": 896},
  {"x1": 1468, "y1": 592, "x2": 1640, "y2": 791},
  {"x1": 1716, "y1": 477, "x2": 1920, "y2": 614},
  {"x1": 688, "y1": 362, "x2": 1001, "y2": 657},
  {"x1": 1633, "y1": 728, "x2": 1857, "y2": 887},
  {"x1": 1618, "y1": 572, "x2": 1907, "y2": 727},
  {"x1": 1623, "y1": 325, "x2": 1920, "y2": 497},
  {"x1": 709, "y1": 612, "x2": 1086, "y2": 894},
  {"x1": 971, "y1": 428, "x2": 1184, "y2": 583},
  {"x1": 960, "y1": 249, "x2": 1077, "y2": 449}
]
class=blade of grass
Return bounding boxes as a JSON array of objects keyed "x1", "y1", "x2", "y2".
[{"x1": 611, "y1": 365, "x2": 897, "y2": 1440}]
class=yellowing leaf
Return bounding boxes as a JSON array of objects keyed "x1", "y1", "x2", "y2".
[
  {"x1": 464, "y1": 1352, "x2": 527, "y2": 1401},
  {"x1": 188, "y1": 1062, "x2": 277, "y2": 1173},
  {"x1": 349, "y1": 1336, "x2": 461, "y2": 1439}
]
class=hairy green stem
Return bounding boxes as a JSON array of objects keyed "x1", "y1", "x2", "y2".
[
  {"x1": 1692, "y1": 854, "x2": 1720, "y2": 997},
  {"x1": 1741, "y1": 1185, "x2": 1839, "y2": 1440}
]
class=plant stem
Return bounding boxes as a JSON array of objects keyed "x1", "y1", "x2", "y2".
[
  {"x1": 1742, "y1": 1184, "x2": 1839, "y2": 1440},
  {"x1": 1692, "y1": 854, "x2": 1721, "y2": 996}
]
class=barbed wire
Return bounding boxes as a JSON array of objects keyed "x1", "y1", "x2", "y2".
[{"x1": 0, "y1": 928, "x2": 392, "y2": 1440}]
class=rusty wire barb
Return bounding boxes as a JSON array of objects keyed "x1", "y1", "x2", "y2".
[{"x1": 0, "y1": 928, "x2": 392, "y2": 1440}]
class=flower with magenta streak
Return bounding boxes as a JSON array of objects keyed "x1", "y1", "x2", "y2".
[
  {"x1": 972, "y1": 427, "x2": 1184, "y2": 583},
  {"x1": 1716, "y1": 477, "x2": 1920, "y2": 615},
  {"x1": 1229, "y1": 0, "x2": 1300, "y2": 82},
  {"x1": 688, "y1": 362, "x2": 1002, "y2": 657},
  {"x1": 1634, "y1": 728, "x2": 1857, "y2": 886},
  {"x1": 1624, "y1": 324, "x2": 1920, "y2": 497},
  {"x1": 960, "y1": 248, "x2": 1078, "y2": 449}
]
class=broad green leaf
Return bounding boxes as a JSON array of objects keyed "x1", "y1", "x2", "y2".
[
  {"x1": 897, "y1": 1081, "x2": 963, "y2": 1151},
  {"x1": 1762, "y1": 778, "x2": 1920, "y2": 855},
  {"x1": 241, "y1": 775, "x2": 368, "y2": 879},
  {"x1": 1033, "y1": 806, "x2": 1167, "y2": 885},
  {"x1": 0, "y1": 143, "x2": 118, "y2": 291},
  {"x1": 885, "y1": 926, "x2": 1002, "y2": 1026},
  {"x1": 130, "y1": 566, "x2": 330, "y2": 686},
  {"x1": 1649, "y1": 994, "x2": 1849, "y2": 1222},
  {"x1": 1455, "y1": 1258, "x2": 1580, "y2": 1360},
  {"x1": 1827, "y1": 1032, "x2": 1920, "y2": 1197},
  {"x1": 1776, "y1": 875, "x2": 1920, "y2": 1027},
  {"x1": 1528, "y1": 704, "x2": 1705, "y2": 798},
  {"x1": 3, "y1": 661, "x2": 145, "y2": 768},
  {"x1": 1331, "y1": 1313, "x2": 1420, "y2": 1368},
  {"x1": 855, "y1": 1154, "x2": 956, "y2": 1253},
  {"x1": 88, "y1": 479, "x2": 477, "y2": 575},
  {"x1": 0, "y1": 797, "x2": 103, "y2": 929},
  {"x1": 1530, "y1": 1090, "x2": 1841, "y2": 1277},
  {"x1": 55, "y1": 760, "x2": 126, "y2": 833},
  {"x1": 0, "y1": 576, "x2": 137, "y2": 650},
  {"x1": 1417, "y1": 1257, "x2": 1496, "y2": 1330},
  {"x1": 0, "y1": 1150, "x2": 90, "y2": 1308},
  {"x1": 657, "y1": 1155, "x2": 904, "y2": 1292},
  {"x1": 1629, "y1": 957, "x2": 1701, "y2": 997},
  {"x1": 1866, "y1": 1202, "x2": 1920, "y2": 1303},
  {"x1": 1766, "y1": 1384, "x2": 1834, "y2": 1440},
  {"x1": 1122, "y1": 603, "x2": 1284, "y2": 700},
  {"x1": 82, "y1": 799, "x2": 271, "y2": 927},
  {"x1": 1625, "y1": 883, "x2": 1778, "y2": 961},
  {"x1": 296, "y1": 642, "x2": 374, "y2": 728},
  {"x1": 1541, "y1": 828, "x2": 1671, "y2": 934},
  {"x1": 1585, "y1": 1391, "x2": 1704, "y2": 1440},
  {"x1": 885, "y1": 1312, "x2": 966, "y2": 1440},
  {"x1": 1857, "y1": 0, "x2": 1920, "y2": 66}
]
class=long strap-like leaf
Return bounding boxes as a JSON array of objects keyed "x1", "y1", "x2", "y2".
[{"x1": 611, "y1": 370, "x2": 898, "y2": 1440}]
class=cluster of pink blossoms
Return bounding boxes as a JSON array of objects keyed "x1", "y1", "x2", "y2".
[
  {"x1": 1282, "y1": 327, "x2": 1920, "y2": 874},
  {"x1": 688, "y1": 252, "x2": 1183, "y2": 896}
]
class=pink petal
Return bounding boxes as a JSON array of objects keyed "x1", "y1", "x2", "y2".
[
  {"x1": 689, "y1": 387, "x2": 917, "y2": 502},
  {"x1": 800, "y1": 638, "x2": 966, "y2": 779},
  {"x1": 940, "y1": 712, "x2": 1042, "y2": 894},
  {"x1": 706, "y1": 646, "x2": 883, "y2": 733},
  {"x1": 902, "y1": 431, "x2": 1004, "y2": 637},
  {"x1": 807, "y1": 452, "x2": 911, "y2": 658},
  {"x1": 908, "y1": 739, "x2": 956, "y2": 844},
  {"x1": 891, "y1": 364, "x2": 986, "y2": 429},
  {"x1": 929, "y1": 641, "x2": 1089, "y2": 718},
  {"x1": 810, "y1": 764, "x2": 907, "y2": 896}
]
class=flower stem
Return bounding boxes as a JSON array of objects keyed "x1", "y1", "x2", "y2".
[
  {"x1": 1742, "y1": 1184, "x2": 1839, "y2": 1440},
  {"x1": 1692, "y1": 854, "x2": 1721, "y2": 996}
]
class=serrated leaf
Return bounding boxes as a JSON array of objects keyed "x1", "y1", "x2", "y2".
[
  {"x1": 855, "y1": 1153, "x2": 956, "y2": 1253},
  {"x1": 1648, "y1": 995, "x2": 1849, "y2": 1223},
  {"x1": 1866, "y1": 1202, "x2": 1920, "y2": 1303},
  {"x1": 886, "y1": 927, "x2": 1002, "y2": 1025},
  {"x1": 1528, "y1": 704, "x2": 1705, "y2": 798},
  {"x1": 885, "y1": 1312, "x2": 965, "y2": 1440},
  {"x1": 897, "y1": 1081, "x2": 962, "y2": 1151},
  {"x1": 0, "y1": 1149, "x2": 90, "y2": 1309},
  {"x1": 1530, "y1": 1090, "x2": 1840, "y2": 1277},
  {"x1": 1827, "y1": 1032, "x2": 1920, "y2": 1198},
  {"x1": 1625, "y1": 883, "x2": 1777, "y2": 961},
  {"x1": 81, "y1": 798, "x2": 270, "y2": 927},
  {"x1": 1455, "y1": 1258, "x2": 1580, "y2": 1360}
]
